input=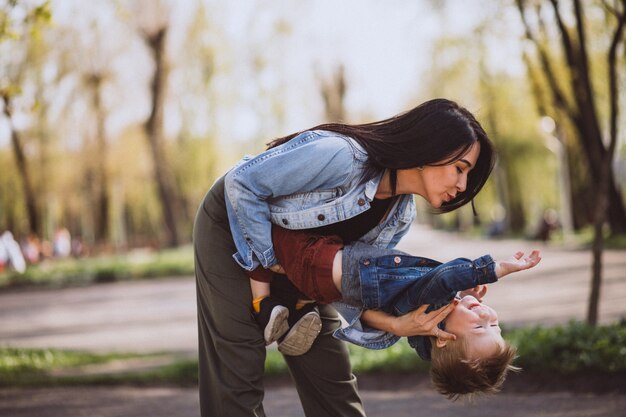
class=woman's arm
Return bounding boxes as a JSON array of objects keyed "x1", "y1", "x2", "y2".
[
  {"x1": 224, "y1": 132, "x2": 359, "y2": 269},
  {"x1": 361, "y1": 305, "x2": 457, "y2": 340}
]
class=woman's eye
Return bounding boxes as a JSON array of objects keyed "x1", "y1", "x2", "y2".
[
  {"x1": 456, "y1": 167, "x2": 463, "y2": 174},
  {"x1": 474, "y1": 325, "x2": 483, "y2": 329}
]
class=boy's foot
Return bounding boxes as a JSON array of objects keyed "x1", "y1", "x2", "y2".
[
  {"x1": 277, "y1": 304, "x2": 322, "y2": 356},
  {"x1": 254, "y1": 297, "x2": 290, "y2": 345}
]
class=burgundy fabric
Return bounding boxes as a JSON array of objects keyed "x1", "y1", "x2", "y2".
[
  {"x1": 269, "y1": 226, "x2": 344, "y2": 304},
  {"x1": 248, "y1": 265, "x2": 274, "y2": 283}
]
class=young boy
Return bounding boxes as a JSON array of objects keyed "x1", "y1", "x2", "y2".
[{"x1": 250, "y1": 226, "x2": 541, "y2": 398}]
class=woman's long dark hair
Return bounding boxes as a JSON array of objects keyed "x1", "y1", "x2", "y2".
[{"x1": 267, "y1": 98, "x2": 496, "y2": 213}]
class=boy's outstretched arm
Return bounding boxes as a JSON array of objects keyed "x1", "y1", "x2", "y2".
[{"x1": 495, "y1": 250, "x2": 542, "y2": 279}]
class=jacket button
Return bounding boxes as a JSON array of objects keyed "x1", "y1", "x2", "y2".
[
  {"x1": 363, "y1": 259, "x2": 370, "y2": 266},
  {"x1": 394, "y1": 256, "x2": 402, "y2": 264},
  {"x1": 282, "y1": 218, "x2": 289, "y2": 225},
  {"x1": 317, "y1": 214, "x2": 325, "y2": 221},
  {"x1": 357, "y1": 198, "x2": 366, "y2": 206}
]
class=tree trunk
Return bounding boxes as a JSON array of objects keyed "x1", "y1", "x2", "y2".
[
  {"x1": 587, "y1": 137, "x2": 612, "y2": 325},
  {"x1": 2, "y1": 94, "x2": 40, "y2": 236},
  {"x1": 517, "y1": 0, "x2": 626, "y2": 234},
  {"x1": 143, "y1": 27, "x2": 180, "y2": 248},
  {"x1": 586, "y1": 2, "x2": 625, "y2": 325},
  {"x1": 88, "y1": 74, "x2": 110, "y2": 245},
  {"x1": 320, "y1": 65, "x2": 346, "y2": 123}
]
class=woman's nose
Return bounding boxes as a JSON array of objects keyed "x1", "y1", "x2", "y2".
[{"x1": 456, "y1": 174, "x2": 467, "y2": 192}]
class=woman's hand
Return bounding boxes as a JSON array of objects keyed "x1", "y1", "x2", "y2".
[
  {"x1": 391, "y1": 304, "x2": 457, "y2": 340},
  {"x1": 361, "y1": 303, "x2": 457, "y2": 341},
  {"x1": 495, "y1": 250, "x2": 541, "y2": 278}
]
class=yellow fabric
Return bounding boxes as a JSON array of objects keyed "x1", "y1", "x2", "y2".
[{"x1": 252, "y1": 296, "x2": 267, "y2": 313}]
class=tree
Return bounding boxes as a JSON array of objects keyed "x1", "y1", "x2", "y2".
[
  {"x1": 516, "y1": 0, "x2": 626, "y2": 235},
  {"x1": 516, "y1": 0, "x2": 626, "y2": 325},
  {"x1": 588, "y1": 0, "x2": 626, "y2": 325},
  {"x1": 0, "y1": 1, "x2": 51, "y2": 237},
  {"x1": 130, "y1": 0, "x2": 182, "y2": 248},
  {"x1": 319, "y1": 65, "x2": 347, "y2": 123}
]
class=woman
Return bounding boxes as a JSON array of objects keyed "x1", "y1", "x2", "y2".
[{"x1": 193, "y1": 98, "x2": 496, "y2": 416}]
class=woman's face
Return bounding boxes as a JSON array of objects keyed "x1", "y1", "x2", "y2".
[{"x1": 395, "y1": 142, "x2": 480, "y2": 208}]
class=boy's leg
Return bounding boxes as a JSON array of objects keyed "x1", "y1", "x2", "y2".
[
  {"x1": 283, "y1": 304, "x2": 366, "y2": 417},
  {"x1": 250, "y1": 278, "x2": 290, "y2": 345},
  {"x1": 194, "y1": 178, "x2": 267, "y2": 417},
  {"x1": 271, "y1": 227, "x2": 343, "y2": 303},
  {"x1": 271, "y1": 275, "x2": 322, "y2": 356}
]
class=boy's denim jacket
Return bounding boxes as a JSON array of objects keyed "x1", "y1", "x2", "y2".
[
  {"x1": 224, "y1": 130, "x2": 416, "y2": 271},
  {"x1": 332, "y1": 242, "x2": 498, "y2": 352}
]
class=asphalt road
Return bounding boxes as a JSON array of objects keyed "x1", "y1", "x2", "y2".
[
  {"x1": 2, "y1": 226, "x2": 624, "y2": 354},
  {"x1": 1, "y1": 226, "x2": 625, "y2": 416}
]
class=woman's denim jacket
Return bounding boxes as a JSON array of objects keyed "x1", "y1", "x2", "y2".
[
  {"x1": 332, "y1": 242, "x2": 498, "y2": 352},
  {"x1": 224, "y1": 130, "x2": 416, "y2": 271}
]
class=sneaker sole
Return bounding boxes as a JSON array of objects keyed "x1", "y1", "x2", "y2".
[
  {"x1": 277, "y1": 311, "x2": 322, "y2": 356},
  {"x1": 265, "y1": 305, "x2": 289, "y2": 345}
]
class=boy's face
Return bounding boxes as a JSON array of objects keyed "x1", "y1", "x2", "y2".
[{"x1": 441, "y1": 295, "x2": 503, "y2": 360}]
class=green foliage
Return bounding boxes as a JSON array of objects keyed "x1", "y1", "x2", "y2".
[
  {"x1": 2, "y1": 321, "x2": 624, "y2": 387},
  {"x1": 0, "y1": 246, "x2": 194, "y2": 290},
  {"x1": 0, "y1": 347, "x2": 142, "y2": 386},
  {"x1": 508, "y1": 320, "x2": 626, "y2": 373},
  {"x1": 264, "y1": 350, "x2": 289, "y2": 375},
  {"x1": 348, "y1": 340, "x2": 430, "y2": 373}
]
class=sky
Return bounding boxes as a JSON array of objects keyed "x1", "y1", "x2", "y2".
[{"x1": 0, "y1": 0, "x2": 526, "y2": 148}]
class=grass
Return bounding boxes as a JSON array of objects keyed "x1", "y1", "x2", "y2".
[
  {"x1": 1, "y1": 227, "x2": 624, "y2": 291},
  {"x1": 2, "y1": 320, "x2": 624, "y2": 387},
  {"x1": 0, "y1": 245, "x2": 194, "y2": 290}
]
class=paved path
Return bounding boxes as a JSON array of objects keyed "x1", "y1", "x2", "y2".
[
  {"x1": 1, "y1": 226, "x2": 625, "y2": 416},
  {"x1": 1, "y1": 226, "x2": 624, "y2": 353},
  {"x1": 2, "y1": 382, "x2": 626, "y2": 417}
]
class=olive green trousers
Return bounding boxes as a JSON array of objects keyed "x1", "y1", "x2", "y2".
[{"x1": 193, "y1": 176, "x2": 366, "y2": 417}]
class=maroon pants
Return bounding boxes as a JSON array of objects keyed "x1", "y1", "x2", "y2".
[{"x1": 248, "y1": 227, "x2": 343, "y2": 303}]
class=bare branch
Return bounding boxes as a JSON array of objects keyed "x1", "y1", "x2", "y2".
[
  {"x1": 516, "y1": 0, "x2": 575, "y2": 117},
  {"x1": 607, "y1": 0, "x2": 626, "y2": 155},
  {"x1": 549, "y1": 0, "x2": 578, "y2": 70}
]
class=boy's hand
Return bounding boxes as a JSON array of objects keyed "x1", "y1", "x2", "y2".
[
  {"x1": 459, "y1": 285, "x2": 487, "y2": 302},
  {"x1": 495, "y1": 250, "x2": 541, "y2": 278},
  {"x1": 269, "y1": 264, "x2": 286, "y2": 274}
]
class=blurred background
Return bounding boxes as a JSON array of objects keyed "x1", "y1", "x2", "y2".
[
  {"x1": 0, "y1": 1, "x2": 625, "y2": 414},
  {"x1": 1, "y1": 0, "x2": 625, "y2": 251}
]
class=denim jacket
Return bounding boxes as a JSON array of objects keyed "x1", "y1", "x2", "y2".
[
  {"x1": 224, "y1": 130, "x2": 416, "y2": 271},
  {"x1": 332, "y1": 242, "x2": 497, "y2": 356}
]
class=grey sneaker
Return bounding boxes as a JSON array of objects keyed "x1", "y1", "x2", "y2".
[
  {"x1": 277, "y1": 304, "x2": 322, "y2": 356},
  {"x1": 254, "y1": 297, "x2": 290, "y2": 345}
]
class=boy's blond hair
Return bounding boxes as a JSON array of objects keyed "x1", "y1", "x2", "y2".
[{"x1": 429, "y1": 337, "x2": 519, "y2": 401}]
